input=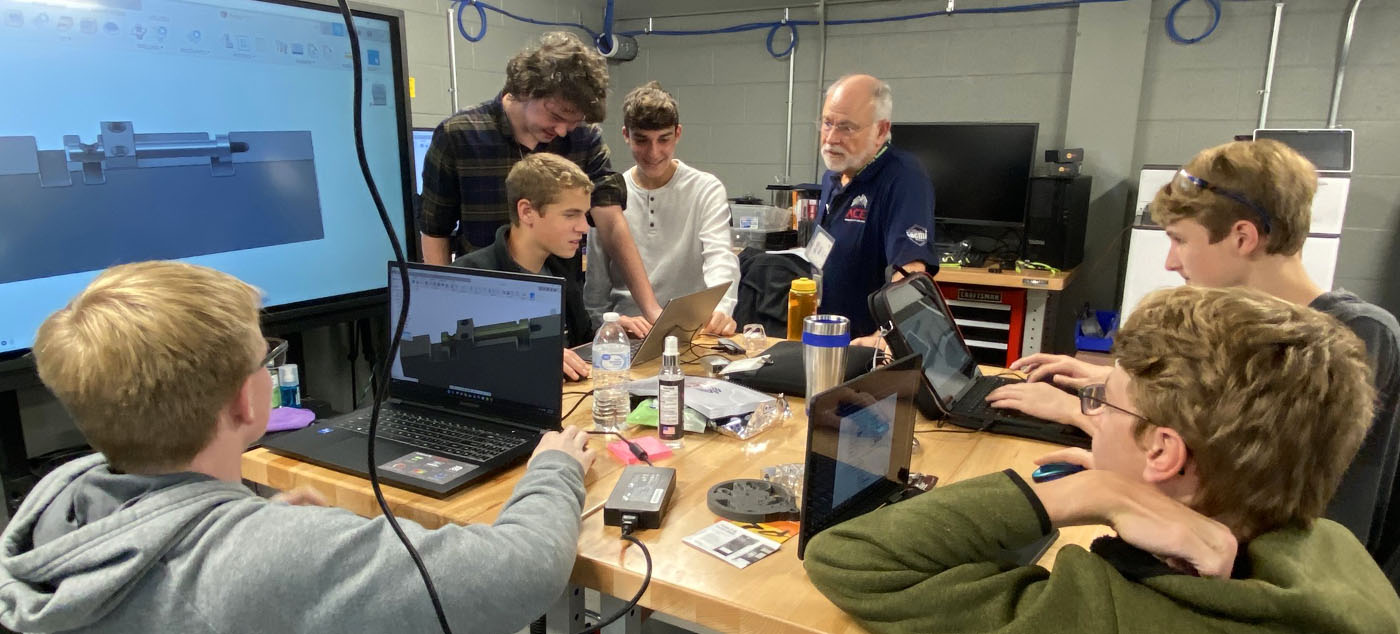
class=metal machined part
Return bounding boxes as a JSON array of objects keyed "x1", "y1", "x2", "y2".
[
  {"x1": 458, "y1": 318, "x2": 542, "y2": 349},
  {"x1": 36, "y1": 121, "x2": 250, "y2": 186}
]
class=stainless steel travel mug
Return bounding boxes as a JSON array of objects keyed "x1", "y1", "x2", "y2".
[{"x1": 803, "y1": 314, "x2": 850, "y2": 402}]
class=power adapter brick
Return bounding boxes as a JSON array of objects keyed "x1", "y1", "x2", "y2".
[{"x1": 604, "y1": 465, "x2": 677, "y2": 531}]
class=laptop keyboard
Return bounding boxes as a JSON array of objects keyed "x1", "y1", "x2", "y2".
[
  {"x1": 958, "y1": 376, "x2": 1022, "y2": 419},
  {"x1": 334, "y1": 409, "x2": 527, "y2": 463},
  {"x1": 574, "y1": 338, "x2": 644, "y2": 363},
  {"x1": 951, "y1": 376, "x2": 1092, "y2": 447}
]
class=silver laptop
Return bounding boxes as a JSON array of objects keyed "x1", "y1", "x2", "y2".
[{"x1": 575, "y1": 281, "x2": 731, "y2": 364}]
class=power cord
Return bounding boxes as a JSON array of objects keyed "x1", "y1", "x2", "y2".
[
  {"x1": 567, "y1": 516, "x2": 652, "y2": 634},
  {"x1": 333, "y1": 2, "x2": 452, "y2": 632},
  {"x1": 569, "y1": 392, "x2": 660, "y2": 465},
  {"x1": 587, "y1": 430, "x2": 652, "y2": 466},
  {"x1": 528, "y1": 512, "x2": 654, "y2": 634},
  {"x1": 679, "y1": 340, "x2": 731, "y2": 368},
  {"x1": 563, "y1": 389, "x2": 594, "y2": 420}
]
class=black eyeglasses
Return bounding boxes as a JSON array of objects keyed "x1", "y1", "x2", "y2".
[
  {"x1": 1171, "y1": 169, "x2": 1273, "y2": 234},
  {"x1": 262, "y1": 337, "x2": 288, "y2": 369},
  {"x1": 1078, "y1": 383, "x2": 1150, "y2": 423}
]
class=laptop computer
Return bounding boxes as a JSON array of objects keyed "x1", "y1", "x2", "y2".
[
  {"x1": 797, "y1": 353, "x2": 1060, "y2": 565},
  {"x1": 874, "y1": 277, "x2": 1090, "y2": 448},
  {"x1": 574, "y1": 281, "x2": 731, "y2": 365},
  {"x1": 798, "y1": 355, "x2": 921, "y2": 559},
  {"x1": 262, "y1": 262, "x2": 564, "y2": 497}
]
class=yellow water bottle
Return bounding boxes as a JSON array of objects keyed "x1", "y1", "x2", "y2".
[{"x1": 787, "y1": 277, "x2": 818, "y2": 340}]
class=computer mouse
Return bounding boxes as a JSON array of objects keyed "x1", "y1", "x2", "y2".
[{"x1": 1031, "y1": 462, "x2": 1086, "y2": 483}]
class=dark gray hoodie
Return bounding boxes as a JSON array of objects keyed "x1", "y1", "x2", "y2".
[{"x1": 0, "y1": 451, "x2": 586, "y2": 633}]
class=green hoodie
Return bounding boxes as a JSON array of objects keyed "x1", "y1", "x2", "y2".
[{"x1": 804, "y1": 470, "x2": 1400, "y2": 633}]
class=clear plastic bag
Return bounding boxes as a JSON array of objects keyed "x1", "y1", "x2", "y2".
[
  {"x1": 760, "y1": 462, "x2": 805, "y2": 499},
  {"x1": 713, "y1": 394, "x2": 792, "y2": 440}
]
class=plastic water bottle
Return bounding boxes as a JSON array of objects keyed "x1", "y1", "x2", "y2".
[
  {"x1": 591, "y1": 312, "x2": 632, "y2": 432},
  {"x1": 277, "y1": 363, "x2": 301, "y2": 408}
]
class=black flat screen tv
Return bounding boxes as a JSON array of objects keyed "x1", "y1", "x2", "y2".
[{"x1": 890, "y1": 122, "x2": 1038, "y2": 228}]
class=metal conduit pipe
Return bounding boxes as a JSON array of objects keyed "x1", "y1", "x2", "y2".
[
  {"x1": 446, "y1": 5, "x2": 460, "y2": 113},
  {"x1": 814, "y1": 0, "x2": 827, "y2": 181},
  {"x1": 785, "y1": 8, "x2": 796, "y2": 180},
  {"x1": 1327, "y1": 0, "x2": 1364, "y2": 128},
  {"x1": 1257, "y1": 2, "x2": 1284, "y2": 129}
]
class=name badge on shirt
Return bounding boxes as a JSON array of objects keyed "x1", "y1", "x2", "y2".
[{"x1": 806, "y1": 226, "x2": 835, "y2": 272}]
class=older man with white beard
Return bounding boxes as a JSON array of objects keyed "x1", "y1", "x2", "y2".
[{"x1": 812, "y1": 74, "x2": 936, "y2": 337}]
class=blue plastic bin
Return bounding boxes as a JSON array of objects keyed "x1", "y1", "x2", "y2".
[{"x1": 1075, "y1": 310, "x2": 1118, "y2": 352}]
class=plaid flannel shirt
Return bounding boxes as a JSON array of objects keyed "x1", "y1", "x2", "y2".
[{"x1": 418, "y1": 94, "x2": 626, "y2": 252}]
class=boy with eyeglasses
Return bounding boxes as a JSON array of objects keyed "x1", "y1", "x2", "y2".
[
  {"x1": 805, "y1": 285, "x2": 1400, "y2": 632},
  {"x1": 985, "y1": 139, "x2": 1400, "y2": 585}
]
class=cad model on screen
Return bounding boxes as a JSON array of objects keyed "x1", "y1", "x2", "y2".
[{"x1": 0, "y1": 121, "x2": 325, "y2": 284}]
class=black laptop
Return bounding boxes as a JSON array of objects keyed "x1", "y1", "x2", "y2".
[
  {"x1": 574, "y1": 281, "x2": 731, "y2": 364},
  {"x1": 798, "y1": 355, "x2": 921, "y2": 559},
  {"x1": 262, "y1": 262, "x2": 564, "y2": 497},
  {"x1": 875, "y1": 278, "x2": 1090, "y2": 448},
  {"x1": 797, "y1": 354, "x2": 1059, "y2": 565}
]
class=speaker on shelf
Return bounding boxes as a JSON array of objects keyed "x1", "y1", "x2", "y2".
[
  {"x1": 1044, "y1": 148, "x2": 1084, "y2": 164},
  {"x1": 1022, "y1": 175, "x2": 1091, "y2": 270}
]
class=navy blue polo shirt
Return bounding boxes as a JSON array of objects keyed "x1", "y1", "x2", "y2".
[{"x1": 816, "y1": 143, "x2": 936, "y2": 335}]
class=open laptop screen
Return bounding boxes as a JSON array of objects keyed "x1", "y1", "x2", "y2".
[
  {"x1": 388, "y1": 263, "x2": 564, "y2": 427},
  {"x1": 799, "y1": 355, "x2": 920, "y2": 558},
  {"x1": 884, "y1": 281, "x2": 979, "y2": 406}
]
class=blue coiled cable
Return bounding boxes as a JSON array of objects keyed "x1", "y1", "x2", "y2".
[
  {"x1": 1165, "y1": 0, "x2": 1223, "y2": 45},
  {"x1": 454, "y1": 0, "x2": 1221, "y2": 61}
]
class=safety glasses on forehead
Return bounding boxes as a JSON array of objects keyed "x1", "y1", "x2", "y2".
[{"x1": 1170, "y1": 169, "x2": 1273, "y2": 235}]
